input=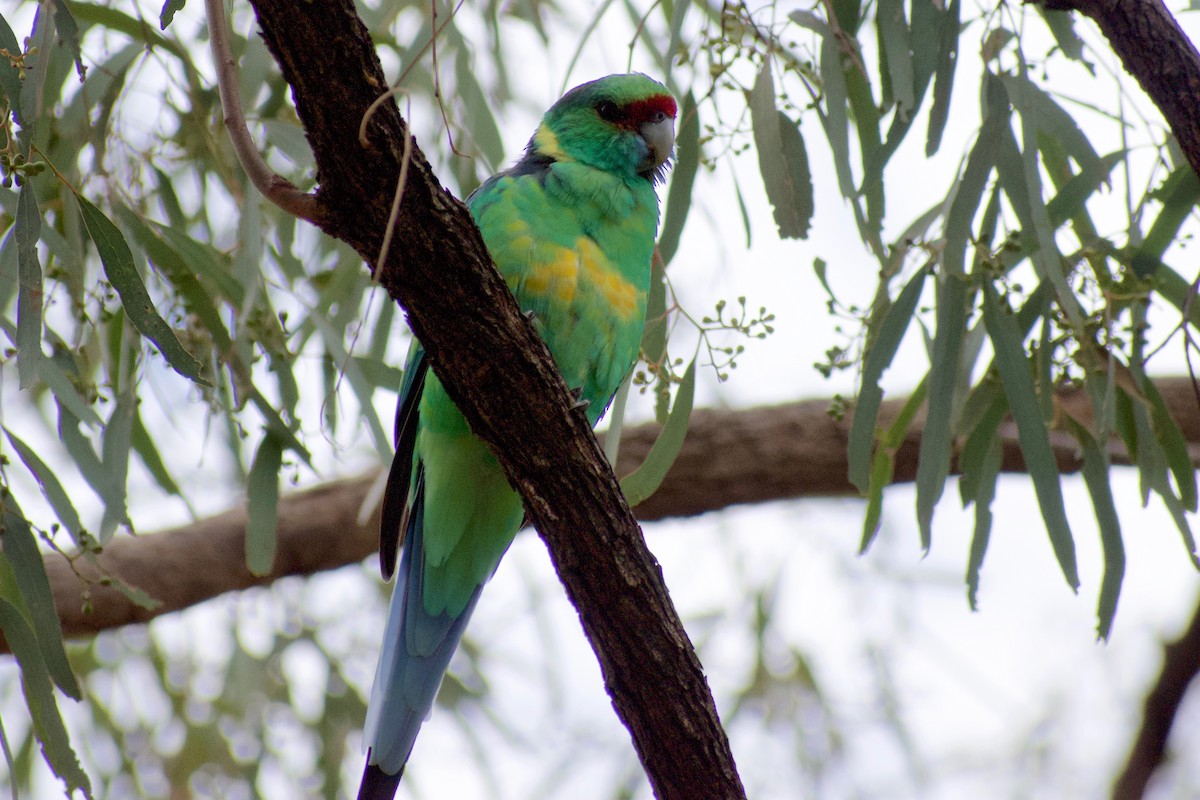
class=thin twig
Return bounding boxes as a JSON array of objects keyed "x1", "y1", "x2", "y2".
[{"x1": 203, "y1": 0, "x2": 323, "y2": 224}]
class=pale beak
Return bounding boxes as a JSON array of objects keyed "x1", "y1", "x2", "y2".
[{"x1": 638, "y1": 115, "x2": 676, "y2": 172}]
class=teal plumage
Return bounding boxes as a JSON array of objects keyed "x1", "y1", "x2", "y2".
[{"x1": 359, "y1": 74, "x2": 676, "y2": 800}]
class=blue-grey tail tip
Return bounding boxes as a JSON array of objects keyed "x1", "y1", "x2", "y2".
[{"x1": 357, "y1": 755, "x2": 403, "y2": 800}]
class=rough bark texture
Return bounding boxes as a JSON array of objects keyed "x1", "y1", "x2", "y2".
[
  {"x1": 1041, "y1": 0, "x2": 1200, "y2": 182},
  {"x1": 239, "y1": 0, "x2": 745, "y2": 796},
  {"x1": 22, "y1": 376, "x2": 1200, "y2": 644}
]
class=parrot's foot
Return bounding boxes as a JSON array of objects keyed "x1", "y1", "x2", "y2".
[
  {"x1": 569, "y1": 386, "x2": 590, "y2": 412},
  {"x1": 523, "y1": 309, "x2": 537, "y2": 322}
]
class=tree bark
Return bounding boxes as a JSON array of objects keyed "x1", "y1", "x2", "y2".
[
  {"x1": 1111, "y1": 591, "x2": 1200, "y2": 800},
  {"x1": 222, "y1": 0, "x2": 746, "y2": 796},
  {"x1": 1040, "y1": 0, "x2": 1200, "y2": 182}
]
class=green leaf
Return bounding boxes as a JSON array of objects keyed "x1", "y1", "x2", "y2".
[
  {"x1": 914, "y1": 272, "x2": 969, "y2": 548},
  {"x1": 658, "y1": 92, "x2": 699, "y2": 265},
  {"x1": 119, "y1": 206, "x2": 233, "y2": 354},
  {"x1": 665, "y1": 0, "x2": 692, "y2": 65},
  {"x1": 1143, "y1": 378, "x2": 1197, "y2": 512},
  {"x1": 0, "y1": 713, "x2": 16, "y2": 800},
  {"x1": 20, "y1": 5, "x2": 55, "y2": 138},
  {"x1": 957, "y1": 381, "x2": 1005, "y2": 505},
  {"x1": 15, "y1": 183, "x2": 43, "y2": 389},
  {"x1": 1037, "y1": 7, "x2": 1087, "y2": 65},
  {"x1": 848, "y1": 264, "x2": 929, "y2": 493},
  {"x1": 621, "y1": 358, "x2": 695, "y2": 506},
  {"x1": 876, "y1": 0, "x2": 914, "y2": 114},
  {"x1": 0, "y1": 507, "x2": 80, "y2": 700},
  {"x1": 1064, "y1": 418, "x2": 1124, "y2": 640},
  {"x1": 749, "y1": 65, "x2": 814, "y2": 239},
  {"x1": 49, "y1": 0, "x2": 85, "y2": 80},
  {"x1": 98, "y1": 389, "x2": 135, "y2": 541},
  {"x1": 925, "y1": 0, "x2": 959, "y2": 157},
  {"x1": 859, "y1": 378, "x2": 926, "y2": 553},
  {"x1": 819, "y1": 38, "x2": 854, "y2": 202},
  {"x1": 730, "y1": 167, "x2": 753, "y2": 248},
  {"x1": 994, "y1": 95, "x2": 1087, "y2": 331},
  {"x1": 0, "y1": 593, "x2": 91, "y2": 798},
  {"x1": 307, "y1": 313, "x2": 390, "y2": 455},
  {"x1": 1133, "y1": 166, "x2": 1200, "y2": 278},
  {"x1": 246, "y1": 431, "x2": 284, "y2": 576},
  {"x1": 74, "y1": 195, "x2": 209, "y2": 385},
  {"x1": 38, "y1": 351, "x2": 102, "y2": 427},
  {"x1": 455, "y1": 48, "x2": 505, "y2": 171},
  {"x1": 1003, "y1": 73, "x2": 1103, "y2": 179},
  {"x1": 0, "y1": 11, "x2": 24, "y2": 122},
  {"x1": 159, "y1": 0, "x2": 186, "y2": 29},
  {"x1": 944, "y1": 73, "x2": 1009, "y2": 277},
  {"x1": 639, "y1": 253, "x2": 668, "y2": 374},
  {"x1": 3, "y1": 428, "x2": 83, "y2": 543},
  {"x1": 982, "y1": 283, "x2": 1078, "y2": 589},
  {"x1": 963, "y1": 415, "x2": 1002, "y2": 611},
  {"x1": 99, "y1": 570, "x2": 162, "y2": 611},
  {"x1": 260, "y1": 118, "x2": 315, "y2": 172}
]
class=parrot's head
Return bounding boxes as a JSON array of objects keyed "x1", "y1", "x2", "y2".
[{"x1": 530, "y1": 74, "x2": 677, "y2": 184}]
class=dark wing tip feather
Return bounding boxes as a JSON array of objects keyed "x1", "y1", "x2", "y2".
[
  {"x1": 378, "y1": 452, "x2": 410, "y2": 580},
  {"x1": 380, "y1": 352, "x2": 429, "y2": 579},
  {"x1": 357, "y1": 758, "x2": 403, "y2": 800}
]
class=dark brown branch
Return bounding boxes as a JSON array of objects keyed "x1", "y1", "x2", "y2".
[
  {"x1": 21, "y1": 375, "x2": 1200, "y2": 645},
  {"x1": 1037, "y1": 0, "x2": 1200, "y2": 182},
  {"x1": 237, "y1": 1, "x2": 743, "y2": 796},
  {"x1": 1111, "y1": 590, "x2": 1200, "y2": 800}
]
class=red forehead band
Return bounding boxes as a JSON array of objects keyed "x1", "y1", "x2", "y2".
[{"x1": 627, "y1": 94, "x2": 678, "y2": 121}]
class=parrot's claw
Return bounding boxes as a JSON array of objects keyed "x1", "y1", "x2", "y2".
[
  {"x1": 569, "y1": 386, "x2": 590, "y2": 412},
  {"x1": 523, "y1": 309, "x2": 537, "y2": 322}
]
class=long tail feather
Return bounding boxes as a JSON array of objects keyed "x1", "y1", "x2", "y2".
[{"x1": 360, "y1": 473, "x2": 485, "y2": 792}]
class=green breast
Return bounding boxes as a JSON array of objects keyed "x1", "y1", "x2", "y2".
[{"x1": 470, "y1": 162, "x2": 660, "y2": 420}]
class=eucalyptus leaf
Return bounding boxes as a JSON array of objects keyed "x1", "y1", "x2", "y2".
[
  {"x1": 620, "y1": 358, "x2": 696, "y2": 506},
  {"x1": 982, "y1": 283, "x2": 1078, "y2": 589},
  {"x1": 3, "y1": 428, "x2": 83, "y2": 543},
  {"x1": 0, "y1": 595, "x2": 91, "y2": 798},
  {"x1": 0, "y1": 507, "x2": 80, "y2": 699},
  {"x1": 75, "y1": 195, "x2": 210, "y2": 385},
  {"x1": 658, "y1": 92, "x2": 699, "y2": 265},
  {"x1": 246, "y1": 431, "x2": 284, "y2": 576},
  {"x1": 749, "y1": 66, "x2": 814, "y2": 239},
  {"x1": 15, "y1": 183, "x2": 43, "y2": 389}
]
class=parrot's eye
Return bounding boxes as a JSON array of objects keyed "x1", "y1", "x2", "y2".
[{"x1": 596, "y1": 100, "x2": 621, "y2": 122}]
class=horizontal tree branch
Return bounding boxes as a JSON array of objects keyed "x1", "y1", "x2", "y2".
[{"x1": 25, "y1": 375, "x2": 1200, "y2": 646}]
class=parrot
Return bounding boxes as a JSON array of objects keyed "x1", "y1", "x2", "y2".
[{"x1": 358, "y1": 73, "x2": 677, "y2": 800}]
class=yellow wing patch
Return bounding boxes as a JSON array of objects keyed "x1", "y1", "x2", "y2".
[
  {"x1": 526, "y1": 244, "x2": 580, "y2": 304},
  {"x1": 578, "y1": 236, "x2": 640, "y2": 320}
]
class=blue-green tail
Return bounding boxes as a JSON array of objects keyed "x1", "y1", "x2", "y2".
[{"x1": 360, "y1": 474, "x2": 484, "y2": 795}]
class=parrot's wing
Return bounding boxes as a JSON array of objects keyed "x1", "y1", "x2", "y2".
[{"x1": 380, "y1": 341, "x2": 429, "y2": 579}]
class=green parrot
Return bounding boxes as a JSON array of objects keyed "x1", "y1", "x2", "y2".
[{"x1": 358, "y1": 73, "x2": 677, "y2": 799}]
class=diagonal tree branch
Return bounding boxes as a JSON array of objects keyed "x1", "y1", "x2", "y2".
[{"x1": 224, "y1": 0, "x2": 745, "y2": 796}]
